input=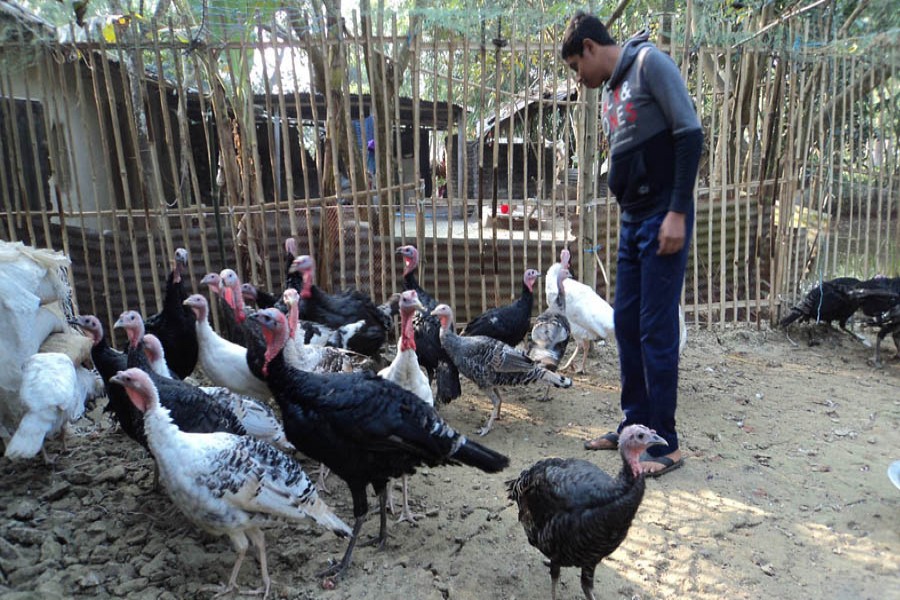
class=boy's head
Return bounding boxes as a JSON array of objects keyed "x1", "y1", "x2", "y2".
[
  {"x1": 561, "y1": 12, "x2": 618, "y2": 89},
  {"x1": 560, "y1": 12, "x2": 616, "y2": 61}
]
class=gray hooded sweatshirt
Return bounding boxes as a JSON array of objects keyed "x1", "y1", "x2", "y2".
[{"x1": 601, "y1": 31, "x2": 703, "y2": 222}]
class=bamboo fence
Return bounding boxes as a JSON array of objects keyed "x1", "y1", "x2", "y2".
[{"x1": 0, "y1": 9, "x2": 897, "y2": 339}]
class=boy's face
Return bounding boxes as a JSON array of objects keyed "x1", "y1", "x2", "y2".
[{"x1": 565, "y1": 38, "x2": 608, "y2": 89}]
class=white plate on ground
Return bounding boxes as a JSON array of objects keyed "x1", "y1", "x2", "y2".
[{"x1": 889, "y1": 461, "x2": 900, "y2": 491}]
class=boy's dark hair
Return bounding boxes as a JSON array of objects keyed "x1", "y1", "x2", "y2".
[{"x1": 560, "y1": 11, "x2": 616, "y2": 60}]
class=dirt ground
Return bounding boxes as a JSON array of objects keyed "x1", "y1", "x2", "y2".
[{"x1": 1, "y1": 324, "x2": 898, "y2": 600}]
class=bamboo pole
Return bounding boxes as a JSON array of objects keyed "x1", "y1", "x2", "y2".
[
  {"x1": 93, "y1": 45, "x2": 147, "y2": 318},
  {"x1": 411, "y1": 31, "x2": 425, "y2": 262},
  {"x1": 18, "y1": 63, "x2": 52, "y2": 249},
  {"x1": 1, "y1": 69, "x2": 35, "y2": 244},
  {"x1": 705, "y1": 46, "x2": 716, "y2": 325},
  {"x1": 271, "y1": 21, "x2": 297, "y2": 286},
  {"x1": 40, "y1": 55, "x2": 79, "y2": 309},
  {"x1": 255, "y1": 14, "x2": 282, "y2": 293},
  {"x1": 719, "y1": 45, "x2": 731, "y2": 325},
  {"x1": 150, "y1": 25, "x2": 196, "y2": 293},
  {"x1": 461, "y1": 34, "x2": 472, "y2": 321},
  {"x1": 429, "y1": 34, "x2": 439, "y2": 312},
  {"x1": 0, "y1": 67, "x2": 19, "y2": 240},
  {"x1": 71, "y1": 51, "x2": 112, "y2": 329},
  {"x1": 298, "y1": 28, "x2": 321, "y2": 259},
  {"x1": 118, "y1": 31, "x2": 166, "y2": 313},
  {"x1": 350, "y1": 11, "x2": 368, "y2": 294}
]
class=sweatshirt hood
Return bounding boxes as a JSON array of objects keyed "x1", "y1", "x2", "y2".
[{"x1": 606, "y1": 30, "x2": 652, "y2": 89}]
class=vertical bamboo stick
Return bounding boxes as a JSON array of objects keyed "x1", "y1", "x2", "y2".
[
  {"x1": 0, "y1": 67, "x2": 19, "y2": 240},
  {"x1": 151, "y1": 27, "x2": 196, "y2": 292},
  {"x1": 44, "y1": 53, "x2": 91, "y2": 315},
  {"x1": 94, "y1": 43, "x2": 148, "y2": 317},
  {"x1": 116, "y1": 34, "x2": 165, "y2": 313},
  {"x1": 18, "y1": 63, "x2": 52, "y2": 248},
  {"x1": 1, "y1": 69, "x2": 35, "y2": 243},
  {"x1": 255, "y1": 14, "x2": 283, "y2": 293},
  {"x1": 350, "y1": 11, "x2": 368, "y2": 293},
  {"x1": 460, "y1": 34, "x2": 472, "y2": 321}
]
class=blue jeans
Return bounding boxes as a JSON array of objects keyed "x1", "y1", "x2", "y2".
[{"x1": 614, "y1": 211, "x2": 692, "y2": 457}]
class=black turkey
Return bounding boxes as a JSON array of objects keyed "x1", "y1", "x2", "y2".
[
  {"x1": 779, "y1": 277, "x2": 864, "y2": 344},
  {"x1": 396, "y1": 244, "x2": 461, "y2": 404},
  {"x1": 462, "y1": 267, "x2": 540, "y2": 347},
  {"x1": 245, "y1": 307, "x2": 509, "y2": 580},
  {"x1": 506, "y1": 424, "x2": 667, "y2": 600},
  {"x1": 289, "y1": 254, "x2": 392, "y2": 358},
  {"x1": 144, "y1": 248, "x2": 198, "y2": 379}
]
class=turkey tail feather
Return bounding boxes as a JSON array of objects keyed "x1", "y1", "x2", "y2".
[
  {"x1": 303, "y1": 495, "x2": 353, "y2": 537},
  {"x1": 779, "y1": 309, "x2": 802, "y2": 328},
  {"x1": 453, "y1": 438, "x2": 509, "y2": 473},
  {"x1": 4, "y1": 413, "x2": 51, "y2": 460}
]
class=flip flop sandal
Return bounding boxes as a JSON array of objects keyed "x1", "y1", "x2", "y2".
[
  {"x1": 583, "y1": 431, "x2": 619, "y2": 451},
  {"x1": 640, "y1": 452, "x2": 684, "y2": 478}
]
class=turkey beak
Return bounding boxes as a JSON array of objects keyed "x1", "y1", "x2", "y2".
[
  {"x1": 109, "y1": 372, "x2": 126, "y2": 386},
  {"x1": 412, "y1": 298, "x2": 426, "y2": 313},
  {"x1": 288, "y1": 261, "x2": 300, "y2": 274},
  {"x1": 113, "y1": 316, "x2": 125, "y2": 329},
  {"x1": 647, "y1": 432, "x2": 668, "y2": 448}
]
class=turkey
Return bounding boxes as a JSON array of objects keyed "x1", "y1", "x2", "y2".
[
  {"x1": 377, "y1": 290, "x2": 433, "y2": 522},
  {"x1": 220, "y1": 268, "x2": 253, "y2": 325},
  {"x1": 282, "y1": 288, "x2": 367, "y2": 351},
  {"x1": 526, "y1": 265, "x2": 571, "y2": 401},
  {"x1": 431, "y1": 304, "x2": 573, "y2": 436},
  {"x1": 246, "y1": 307, "x2": 509, "y2": 579},
  {"x1": 113, "y1": 310, "x2": 247, "y2": 438},
  {"x1": 143, "y1": 333, "x2": 295, "y2": 453},
  {"x1": 864, "y1": 302, "x2": 900, "y2": 367},
  {"x1": 144, "y1": 247, "x2": 198, "y2": 379},
  {"x1": 779, "y1": 277, "x2": 864, "y2": 344},
  {"x1": 110, "y1": 368, "x2": 350, "y2": 599},
  {"x1": 396, "y1": 244, "x2": 461, "y2": 404},
  {"x1": 547, "y1": 249, "x2": 615, "y2": 373},
  {"x1": 69, "y1": 315, "x2": 147, "y2": 449},
  {"x1": 241, "y1": 283, "x2": 278, "y2": 311},
  {"x1": 462, "y1": 267, "x2": 540, "y2": 347},
  {"x1": 183, "y1": 294, "x2": 272, "y2": 402},
  {"x1": 200, "y1": 272, "x2": 247, "y2": 347},
  {"x1": 288, "y1": 254, "x2": 391, "y2": 358},
  {"x1": 4, "y1": 352, "x2": 102, "y2": 461},
  {"x1": 506, "y1": 424, "x2": 667, "y2": 600},
  {"x1": 281, "y1": 289, "x2": 375, "y2": 374},
  {"x1": 848, "y1": 277, "x2": 900, "y2": 318}
]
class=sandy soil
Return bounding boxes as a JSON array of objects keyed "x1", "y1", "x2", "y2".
[{"x1": 1, "y1": 324, "x2": 898, "y2": 600}]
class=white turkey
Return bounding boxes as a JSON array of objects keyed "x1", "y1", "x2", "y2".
[
  {"x1": 4, "y1": 352, "x2": 102, "y2": 461},
  {"x1": 378, "y1": 290, "x2": 433, "y2": 522},
  {"x1": 183, "y1": 294, "x2": 272, "y2": 402},
  {"x1": 142, "y1": 333, "x2": 295, "y2": 454},
  {"x1": 110, "y1": 368, "x2": 351, "y2": 598},
  {"x1": 432, "y1": 304, "x2": 573, "y2": 436},
  {"x1": 546, "y1": 249, "x2": 614, "y2": 373}
]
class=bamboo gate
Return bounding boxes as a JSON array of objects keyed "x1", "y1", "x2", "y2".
[{"x1": 0, "y1": 9, "x2": 897, "y2": 340}]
